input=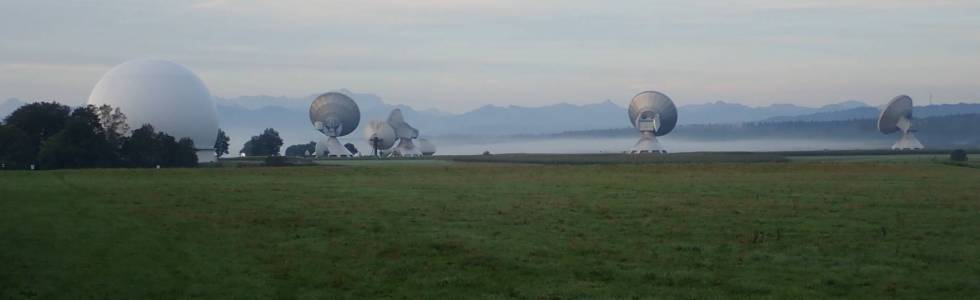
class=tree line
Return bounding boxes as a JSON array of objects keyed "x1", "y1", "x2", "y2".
[
  {"x1": 236, "y1": 129, "x2": 357, "y2": 157},
  {"x1": 1, "y1": 101, "x2": 389, "y2": 169},
  {"x1": 0, "y1": 102, "x2": 222, "y2": 170}
]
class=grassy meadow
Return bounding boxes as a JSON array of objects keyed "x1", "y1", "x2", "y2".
[{"x1": 1, "y1": 159, "x2": 979, "y2": 298}]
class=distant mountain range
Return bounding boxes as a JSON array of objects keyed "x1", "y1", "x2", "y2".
[
  {"x1": 213, "y1": 92, "x2": 980, "y2": 151},
  {"x1": 217, "y1": 90, "x2": 880, "y2": 143},
  {"x1": 212, "y1": 92, "x2": 879, "y2": 148},
  {"x1": 678, "y1": 100, "x2": 868, "y2": 124},
  {"x1": 762, "y1": 103, "x2": 980, "y2": 122},
  {"x1": 4, "y1": 92, "x2": 979, "y2": 153}
]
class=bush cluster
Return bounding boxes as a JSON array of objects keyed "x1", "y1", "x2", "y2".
[{"x1": 950, "y1": 149, "x2": 968, "y2": 162}]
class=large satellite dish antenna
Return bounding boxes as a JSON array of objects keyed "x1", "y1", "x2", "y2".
[
  {"x1": 418, "y1": 138, "x2": 436, "y2": 156},
  {"x1": 877, "y1": 95, "x2": 924, "y2": 150},
  {"x1": 387, "y1": 109, "x2": 422, "y2": 157},
  {"x1": 364, "y1": 120, "x2": 397, "y2": 157},
  {"x1": 309, "y1": 92, "x2": 361, "y2": 157},
  {"x1": 628, "y1": 91, "x2": 677, "y2": 154}
]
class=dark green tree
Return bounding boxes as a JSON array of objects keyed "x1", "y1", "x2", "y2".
[
  {"x1": 214, "y1": 129, "x2": 230, "y2": 158},
  {"x1": 121, "y1": 124, "x2": 160, "y2": 167},
  {"x1": 69, "y1": 105, "x2": 104, "y2": 135},
  {"x1": 175, "y1": 138, "x2": 199, "y2": 167},
  {"x1": 156, "y1": 134, "x2": 180, "y2": 167},
  {"x1": 3, "y1": 101, "x2": 71, "y2": 156},
  {"x1": 239, "y1": 139, "x2": 252, "y2": 157},
  {"x1": 285, "y1": 141, "x2": 316, "y2": 157},
  {"x1": 240, "y1": 128, "x2": 283, "y2": 156},
  {"x1": 120, "y1": 124, "x2": 198, "y2": 168},
  {"x1": 37, "y1": 106, "x2": 116, "y2": 169},
  {"x1": 155, "y1": 135, "x2": 198, "y2": 167},
  {"x1": 950, "y1": 149, "x2": 968, "y2": 162},
  {"x1": 0, "y1": 125, "x2": 34, "y2": 169},
  {"x1": 95, "y1": 104, "x2": 129, "y2": 143}
]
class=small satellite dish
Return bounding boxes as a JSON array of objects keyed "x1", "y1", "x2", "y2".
[
  {"x1": 364, "y1": 121, "x2": 397, "y2": 157},
  {"x1": 387, "y1": 109, "x2": 422, "y2": 157},
  {"x1": 628, "y1": 91, "x2": 677, "y2": 154},
  {"x1": 344, "y1": 143, "x2": 359, "y2": 155},
  {"x1": 309, "y1": 92, "x2": 361, "y2": 157},
  {"x1": 418, "y1": 138, "x2": 436, "y2": 156},
  {"x1": 877, "y1": 95, "x2": 924, "y2": 150}
]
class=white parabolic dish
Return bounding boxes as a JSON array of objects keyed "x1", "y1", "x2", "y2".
[
  {"x1": 309, "y1": 92, "x2": 361, "y2": 157},
  {"x1": 364, "y1": 120, "x2": 397, "y2": 151},
  {"x1": 877, "y1": 95, "x2": 913, "y2": 134},
  {"x1": 877, "y1": 95, "x2": 924, "y2": 150},
  {"x1": 87, "y1": 59, "x2": 219, "y2": 163},
  {"x1": 418, "y1": 138, "x2": 436, "y2": 156},
  {"x1": 627, "y1": 91, "x2": 678, "y2": 154},
  {"x1": 309, "y1": 92, "x2": 360, "y2": 137},
  {"x1": 387, "y1": 109, "x2": 422, "y2": 157}
]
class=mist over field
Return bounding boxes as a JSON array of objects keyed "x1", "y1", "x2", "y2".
[
  {"x1": 187, "y1": 92, "x2": 980, "y2": 154},
  {"x1": 431, "y1": 137, "x2": 889, "y2": 155}
]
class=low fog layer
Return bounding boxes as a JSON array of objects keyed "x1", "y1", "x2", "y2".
[
  {"x1": 202, "y1": 93, "x2": 980, "y2": 154},
  {"x1": 429, "y1": 137, "x2": 890, "y2": 156}
]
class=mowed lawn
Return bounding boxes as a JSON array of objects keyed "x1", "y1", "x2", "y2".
[{"x1": 1, "y1": 162, "x2": 979, "y2": 299}]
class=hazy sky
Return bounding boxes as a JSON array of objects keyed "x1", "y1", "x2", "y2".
[{"x1": 2, "y1": 0, "x2": 979, "y2": 112}]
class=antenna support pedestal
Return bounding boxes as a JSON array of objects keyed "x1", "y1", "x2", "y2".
[
  {"x1": 630, "y1": 131, "x2": 666, "y2": 154},
  {"x1": 892, "y1": 131, "x2": 924, "y2": 150},
  {"x1": 392, "y1": 138, "x2": 423, "y2": 157},
  {"x1": 316, "y1": 136, "x2": 353, "y2": 158}
]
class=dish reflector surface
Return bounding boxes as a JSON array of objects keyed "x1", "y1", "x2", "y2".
[
  {"x1": 877, "y1": 95, "x2": 913, "y2": 135},
  {"x1": 387, "y1": 109, "x2": 419, "y2": 139},
  {"x1": 418, "y1": 138, "x2": 436, "y2": 155},
  {"x1": 309, "y1": 92, "x2": 360, "y2": 137},
  {"x1": 364, "y1": 121, "x2": 397, "y2": 150},
  {"x1": 628, "y1": 91, "x2": 677, "y2": 136}
]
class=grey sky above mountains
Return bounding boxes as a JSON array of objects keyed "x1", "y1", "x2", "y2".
[{"x1": 2, "y1": 1, "x2": 979, "y2": 113}]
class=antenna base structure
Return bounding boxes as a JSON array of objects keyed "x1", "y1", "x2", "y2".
[
  {"x1": 392, "y1": 139, "x2": 423, "y2": 157},
  {"x1": 316, "y1": 136, "x2": 353, "y2": 158},
  {"x1": 892, "y1": 117, "x2": 923, "y2": 150},
  {"x1": 630, "y1": 131, "x2": 666, "y2": 154},
  {"x1": 892, "y1": 132, "x2": 923, "y2": 150}
]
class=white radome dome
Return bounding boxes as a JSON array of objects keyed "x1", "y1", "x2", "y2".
[{"x1": 87, "y1": 59, "x2": 219, "y2": 163}]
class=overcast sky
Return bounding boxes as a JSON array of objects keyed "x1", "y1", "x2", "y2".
[{"x1": 2, "y1": 0, "x2": 979, "y2": 112}]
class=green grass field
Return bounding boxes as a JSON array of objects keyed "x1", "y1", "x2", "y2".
[{"x1": 2, "y1": 159, "x2": 979, "y2": 298}]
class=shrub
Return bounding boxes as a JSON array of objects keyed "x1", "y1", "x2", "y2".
[
  {"x1": 285, "y1": 141, "x2": 316, "y2": 157},
  {"x1": 950, "y1": 149, "x2": 968, "y2": 162},
  {"x1": 0, "y1": 125, "x2": 34, "y2": 169}
]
